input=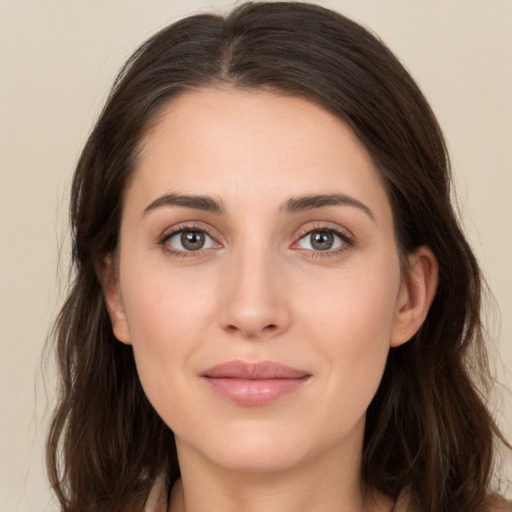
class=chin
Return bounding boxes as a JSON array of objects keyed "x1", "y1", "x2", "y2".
[{"x1": 176, "y1": 419, "x2": 314, "y2": 473}]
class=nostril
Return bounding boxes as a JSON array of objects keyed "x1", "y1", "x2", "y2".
[{"x1": 224, "y1": 323, "x2": 278, "y2": 336}]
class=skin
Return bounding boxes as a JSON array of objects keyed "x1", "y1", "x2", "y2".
[{"x1": 102, "y1": 88, "x2": 438, "y2": 512}]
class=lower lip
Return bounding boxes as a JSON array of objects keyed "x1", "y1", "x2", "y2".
[{"x1": 203, "y1": 377, "x2": 309, "y2": 405}]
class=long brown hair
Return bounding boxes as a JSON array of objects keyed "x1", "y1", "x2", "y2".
[{"x1": 46, "y1": 2, "x2": 508, "y2": 511}]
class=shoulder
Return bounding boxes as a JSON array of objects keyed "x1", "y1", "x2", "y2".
[
  {"x1": 391, "y1": 488, "x2": 512, "y2": 512},
  {"x1": 487, "y1": 496, "x2": 512, "y2": 512},
  {"x1": 143, "y1": 472, "x2": 168, "y2": 512},
  {"x1": 390, "y1": 488, "x2": 413, "y2": 512}
]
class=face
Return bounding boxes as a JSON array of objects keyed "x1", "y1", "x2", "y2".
[{"x1": 104, "y1": 88, "x2": 433, "y2": 475}]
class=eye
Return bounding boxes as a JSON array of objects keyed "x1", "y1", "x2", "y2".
[
  {"x1": 296, "y1": 229, "x2": 348, "y2": 252},
  {"x1": 164, "y1": 229, "x2": 215, "y2": 252}
]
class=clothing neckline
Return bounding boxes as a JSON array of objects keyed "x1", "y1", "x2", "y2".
[{"x1": 143, "y1": 475, "x2": 409, "y2": 512}]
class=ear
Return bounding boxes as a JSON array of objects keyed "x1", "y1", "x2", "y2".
[
  {"x1": 96, "y1": 255, "x2": 131, "y2": 345},
  {"x1": 391, "y1": 246, "x2": 438, "y2": 348}
]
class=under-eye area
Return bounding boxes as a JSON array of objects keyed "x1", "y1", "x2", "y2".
[
  {"x1": 158, "y1": 224, "x2": 219, "y2": 256},
  {"x1": 292, "y1": 222, "x2": 355, "y2": 257}
]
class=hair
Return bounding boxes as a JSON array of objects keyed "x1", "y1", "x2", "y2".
[{"x1": 46, "y1": 2, "x2": 508, "y2": 511}]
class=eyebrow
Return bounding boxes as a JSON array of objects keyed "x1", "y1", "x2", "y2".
[
  {"x1": 281, "y1": 193, "x2": 375, "y2": 221},
  {"x1": 142, "y1": 192, "x2": 375, "y2": 221},
  {"x1": 143, "y1": 193, "x2": 225, "y2": 216}
]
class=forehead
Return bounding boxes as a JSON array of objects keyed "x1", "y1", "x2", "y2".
[{"x1": 127, "y1": 87, "x2": 392, "y2": 222}]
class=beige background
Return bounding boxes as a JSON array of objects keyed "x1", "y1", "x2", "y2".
[{"x1": 1, "y1": 0, "x2": 511, "y2": 510}]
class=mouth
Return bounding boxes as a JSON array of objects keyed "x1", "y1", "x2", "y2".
[{"x1": 201, "y1": 360, "x2": 311, "y2": 406}]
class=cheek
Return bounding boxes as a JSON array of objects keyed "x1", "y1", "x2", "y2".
[
  {"x1": 296, "y1": 261, "x2": 400, "y2": 413},
  {"x1": 119, "y1": 262, "x2": 219, "y2": 414},
  {"x1": 122, "y1": 256, "x2": 219, "y2": 342},
  {"x1": 299, "y1": 260, "x2": 400, "y2": 348}
]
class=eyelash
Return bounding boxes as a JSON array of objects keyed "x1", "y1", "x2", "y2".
[
  {"x1": 158, "y1": 223, "x2": 217, "y2": 258},
  {"x1": 294, "y1": 223, "x2": 354, "y2": 258},
  {"x1": 158, "y1": 222, "x2": 354, "y2": 258}
]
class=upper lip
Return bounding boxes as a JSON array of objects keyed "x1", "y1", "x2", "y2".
[{"x1": 201, "y1": 360, "x2": 310, "y2": 379}]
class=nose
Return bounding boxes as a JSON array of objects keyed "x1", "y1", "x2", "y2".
[{"x1": 218, "y1": 247, "x2": 291, "y2": 340}]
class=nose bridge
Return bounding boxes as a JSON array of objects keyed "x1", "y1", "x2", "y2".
[{"x1": 219, "y1": 236, "x2": 289, "y2": 338}]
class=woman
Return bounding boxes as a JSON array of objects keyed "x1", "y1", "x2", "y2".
[{"x1": 46, "y1": 2, "x2": 511, "y2": 511}]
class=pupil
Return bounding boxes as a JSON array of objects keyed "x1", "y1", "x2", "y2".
[
  {"x1": 311, "y1": 231, "x2": 333, "y2": 250},
  {"x1": 181, "y1": 231, "x2": 205, "y2": 250}
]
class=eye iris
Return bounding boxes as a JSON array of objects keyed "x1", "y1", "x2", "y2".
[
  {"x1": 181, "y1": 230, "x2": 205, "y2": 250},
  {"x1": 311, "y1": 231, "x2": 334, "y2": 250}
]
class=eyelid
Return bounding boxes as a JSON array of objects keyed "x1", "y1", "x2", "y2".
[
  {"x1": 294, "y1": 221, "x2": 355, "y2": 241},
  {"x1": 291, "y1": 222, "x2": 355, "y2": 255},
  {"x1": 158, "y1": 222, "x2": 222, "y2": 256},
  {"x1": 156, "y1": 220, "x2": 354, "y2": 258},
  {"x1": 168, "y1": 230, "x2": 215, "y2": 251}
]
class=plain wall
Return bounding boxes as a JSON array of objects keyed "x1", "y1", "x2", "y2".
[{"x1": 1, "y1": 0, "x2": 511, "y2": 510}]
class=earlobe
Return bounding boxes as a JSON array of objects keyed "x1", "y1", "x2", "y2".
[
  {"x1": 96, "y1": 255, "x2": 131, "y2": 345},
  {"x1": 391, "y1": 246, "x2": 439, "y2": 348}
]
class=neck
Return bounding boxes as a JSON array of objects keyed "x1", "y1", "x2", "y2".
[{"x1": 169, "y1": 426, "x2": 392, "y2": 512}]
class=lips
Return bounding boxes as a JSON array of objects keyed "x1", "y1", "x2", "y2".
[{"x1": 201, "y1": 360, "x2": 311, "y2": 406}]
